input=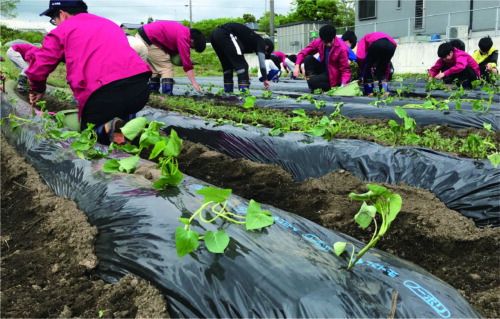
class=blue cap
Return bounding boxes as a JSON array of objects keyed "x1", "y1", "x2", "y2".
[{"x1": 40, "y1": 0, "x2": 87, "y2": 17}]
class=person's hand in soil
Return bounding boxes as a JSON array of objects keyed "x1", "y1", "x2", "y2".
[
  {"x1": 30, "y1": 91, "x2": 45, "y2": 107},
  {"x1": 263, "y1": 79, "x2": 270, "y2": 89}
]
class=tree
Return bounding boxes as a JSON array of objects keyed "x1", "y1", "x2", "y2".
[
  {"x1": 286, "y1": 0, "x2": 354, "y2": 27},
  {"x1": 258, "y1": 11, "x2": 287, "y2": 34},
  {"x1": 1, "y1": 0, "x2": 20, "y2": 19},
  {"x1": 242, "y1": 13, "x2": 256, "y2": 24},
  {"x1": 147, "y1": 16, "x2": 154, "y2": 24}
]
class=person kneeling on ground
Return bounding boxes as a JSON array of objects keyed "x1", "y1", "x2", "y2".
[
  {"x1": 210, "y1": 22, "x2": 274, "y2": 93},
  {"x1": 428, "y1": 42, "x2": 480, "y2": 89},
  {"x1": 269, "y1": 50, "x2": 297, "y2": 79},
  {"x1": 27, "y1": 0, "x2": 152, "y2": 145},
  {"x1": 135, "y1": 20, "x2": 206, "y2": 95},
  {"x1": 356, "y1": 31, "x2": 397, "y2": 96},
  {"x1": 6, "y1": 41, "x2": 39, "y2": 92},
  {"x1": 472, "y1": 36, "x2": 498, "y2": 83},
  {"x1": 292, "y1": 25, "x2": 351, "y2": 93}
]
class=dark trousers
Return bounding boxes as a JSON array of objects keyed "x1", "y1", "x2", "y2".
[
  {"x1": 362, "y1": 38, "x2": 396, "y2": 83},
  {"x1": 210, "y1": 27, "x2": 249, "y2": 84},
  {"x1": 442, "y1": 65, "x2": 479, "y2": 87},
  {"x1": 80, "y1": 72, "x2": 150, "y2": 131},
  {"x1": 304, "y1": 55, "x2": 331, "y2": 91}
]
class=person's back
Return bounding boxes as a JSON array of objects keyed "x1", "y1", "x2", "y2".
[{"x1": 28, "y1": 12, "x2": 149, "y2": 111}]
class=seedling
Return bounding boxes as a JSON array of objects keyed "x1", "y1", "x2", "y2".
[
  {"x1": 103, "y1": 117, "x2": 184, "y2": 189},
  {"x1": 334, "y1": 184, "x2": 402, "y2": 269},
  {"x1": 175, "y1": 187, "x2": 274, "y2": 258}
]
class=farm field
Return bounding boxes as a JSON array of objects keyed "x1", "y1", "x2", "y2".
[{"x1": 1, "y1": 77, "x2": 499, "y2": 318}]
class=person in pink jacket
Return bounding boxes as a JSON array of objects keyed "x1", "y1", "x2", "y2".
[
  {"x1": 28, "y1": 0, "x2": 152, "y2": 145},
  {"x1": 356, "y1": 32, "x2": 397, "y2": 96},
  {"x1": 429, "y1": 42, "x2": 480, "y2": 88},
  {"x1": 292, "y1": 25, "x2": 351, "y2": 93},
  {"x1": 135, "y1": 21, "x2": 206, "y2": 95},
  {"x1": 6, "y1": 42, "x2": 38, "y2": 92}
]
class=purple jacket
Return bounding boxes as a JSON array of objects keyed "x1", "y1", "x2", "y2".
[
  {"x1": 429, "y1": 48, "x2": 480, "y2": 78},
  {"x1": 12, "y1": 44, "x2": 38, "y2": 63},
  {"x1": 143, "y1": 21, "x2": 194, "y2": 73},
  {"x1": 356, "y1": 32, "x2": 397, "y2": 71},
  {"x1": 296, "y1": 37, "x2": 351, "y2": 87},
  {"x1": 25, "y1": 13, "x2": 151, "y2": 119}
]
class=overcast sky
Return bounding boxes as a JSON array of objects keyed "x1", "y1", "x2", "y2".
[{"x1": 2, "y1": 0, "x2": 296, "y2": 31}]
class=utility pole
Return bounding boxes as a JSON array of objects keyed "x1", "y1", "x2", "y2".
[
  {"x1": 189, "y1": 0, "x2": 192, "y2": 27},
  {"x1": 185, "y1": 0, "x2": 192, "y2": 27},
  {"x1": 270, "y1": 0, "x2": 274, "y2": 42}
]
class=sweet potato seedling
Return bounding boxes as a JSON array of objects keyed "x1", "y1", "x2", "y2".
[
  {"x1": 334, "y1": 184, "x2": 402, "y2": 269},
  {"x1": 175, "y1": 187, "x2": 274, "y2": 258}
]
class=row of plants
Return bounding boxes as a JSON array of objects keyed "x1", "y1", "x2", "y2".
[
  {"x1": 148, "y1": 95, "x2": 500, "y2": 165},
  {"x1": 1, "y1": 97, "x2": 403, "y2": 270}
]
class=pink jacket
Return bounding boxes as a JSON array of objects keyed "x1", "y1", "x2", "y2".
[
  {"x1": 296, "y1": 37, "x2": 351, "y2": 87},
  {"x1": 12, "y1": 44, "x2": 38, "y2": 63},
  {"x1": 25, "y1": 13, "x2": 151, "y2": 119},
  {"x1": 273, "y1": 51, "x2": 287, "y2": 71},
  {"x1": 143, "y1": 21, "x2": 194, "y2": 73},
  {"x1": 429, "y1": 48, "x2": 480, "y2": 78}
]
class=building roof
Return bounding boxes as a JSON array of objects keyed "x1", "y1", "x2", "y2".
[
  {"x1": 120, "y1": 23, "x2": 143, "y2": 30},
  {"x1": 275, "y1": 20, "x2": 332, "y2": 28}
]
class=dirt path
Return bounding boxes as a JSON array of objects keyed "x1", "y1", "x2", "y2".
[{"x1": 1, "y1": 135, "x2": 169, "y2": 318}]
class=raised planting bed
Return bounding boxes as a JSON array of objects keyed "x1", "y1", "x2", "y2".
[{"x1": 2, "y1": 80, "x2": 500, "y2": 318}]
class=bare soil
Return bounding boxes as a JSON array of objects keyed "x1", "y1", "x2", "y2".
[{"x1": 2, "y1": 89, "x2": 499, "y2": 318}]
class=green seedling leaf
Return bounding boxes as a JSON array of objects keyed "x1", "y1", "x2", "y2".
[
  {"x1": 164, "y1": 129, "x2": 182, "y2": 157},
  {"x1": 367, "y1": 184, "x2": 392, "y2": 198},
  {"x1": 102, "y1": 159, "x2": 120, "y2": 172},
  {"x1": 153, "y1": 170, "x2": 183, "y2": 189},
  {"x1": 121, "y1": 117, "x2": 148, "y2": 140},
  {"x1": 117, "y1": 143, "x2": 140, "y2": 154},
  {"x1": 117, "y1": 156, "x2": 139, "y2": 173},
  {"x1": 387, "y1": 194, "x2": 402, "y2": 225},
  {"x1": 330, "y1": 82, "x2": 362, "y2": 96},
  {"x1": 333, "y1": 241, "x2": 347, "y2": 256},
  {"x1": 488, "y1": 152, "x2": 500, "y2": 168},
  {"x1": 150, "y1": 140, "x2": 166, "y2": 159},
  {"x1": 243, "y1": 96, "x2": 257, "y2": 108},
  {"x1": 354, "y1": 202, "x2": 376, "y2": 228},
  {"x1": 483, "y1": 123, "x2": 493, "y2": 133},
  {"x1": 178, "y1": 218, "x2": 191, "y2": 225},
  {"x1": 61, "y1": 131, "x2": 81, "y2": 139},
  {"x1": 246, "y1": 199, "x2": 274, "y2": 230},
  {"x1": 349, "y1": 190, "x2": 374, "y2": 201},
  {"x1": 196, "y1": 187, "x2": 232, "y2": 204},
  {"x1": 10, "y1": 121, "x2": 20, "y2": 131},
  {"x1": 204, "y1": 230, "x2": 230, "y2": 253},
  {"x1": 394, "y1": 107, "x2": 407, "y2": 119},
  {"x1": 175, "y1": 227, "x2": 199, "y2": 258},
  {"x1": 71, "y1": 139, "x2": 92, "y2": 151}
]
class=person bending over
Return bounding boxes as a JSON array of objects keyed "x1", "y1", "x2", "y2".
[
  {"x1": 28, "y1": 0, "x2": 152, "y2": 145},
  {"x1": 210, "y1": 22, "x2": 273, "y2": 93}
]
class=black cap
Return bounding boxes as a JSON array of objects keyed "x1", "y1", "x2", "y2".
[{"x1": 40, "y1": 0, "x2": 87, "y2": 17}]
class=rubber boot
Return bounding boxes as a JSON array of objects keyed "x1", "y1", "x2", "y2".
[
  {"x1": 379, "y1": 82, "x2": 389, "y2": 96},
  {"x1": 149, "y1": 77, "x2": 160, "y2": 94},
  {"x1": 17, "y1": 75, "x2": 28, "y2": 92},
  {"x1": 224, "y1": 82, "x2": 234, "y2": 94},
  {"x1": 363, "y1": 83, "x2": 374, "y2": 96},
  {"x1": 238, "y1": 80, "x2": 250, "y2": 93},
  {"x1": 161, "y1": 78, "x2": 174, "y2": 96},
  {"x1": 94, "y1": 118, "x2": 126, "y2": 146},
  {"x1": 460, "y1": 80, "x2": 469, "y2": 89},
  {"x1": 290, "y1": 74, "x2": 297, "y2": 80}
]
